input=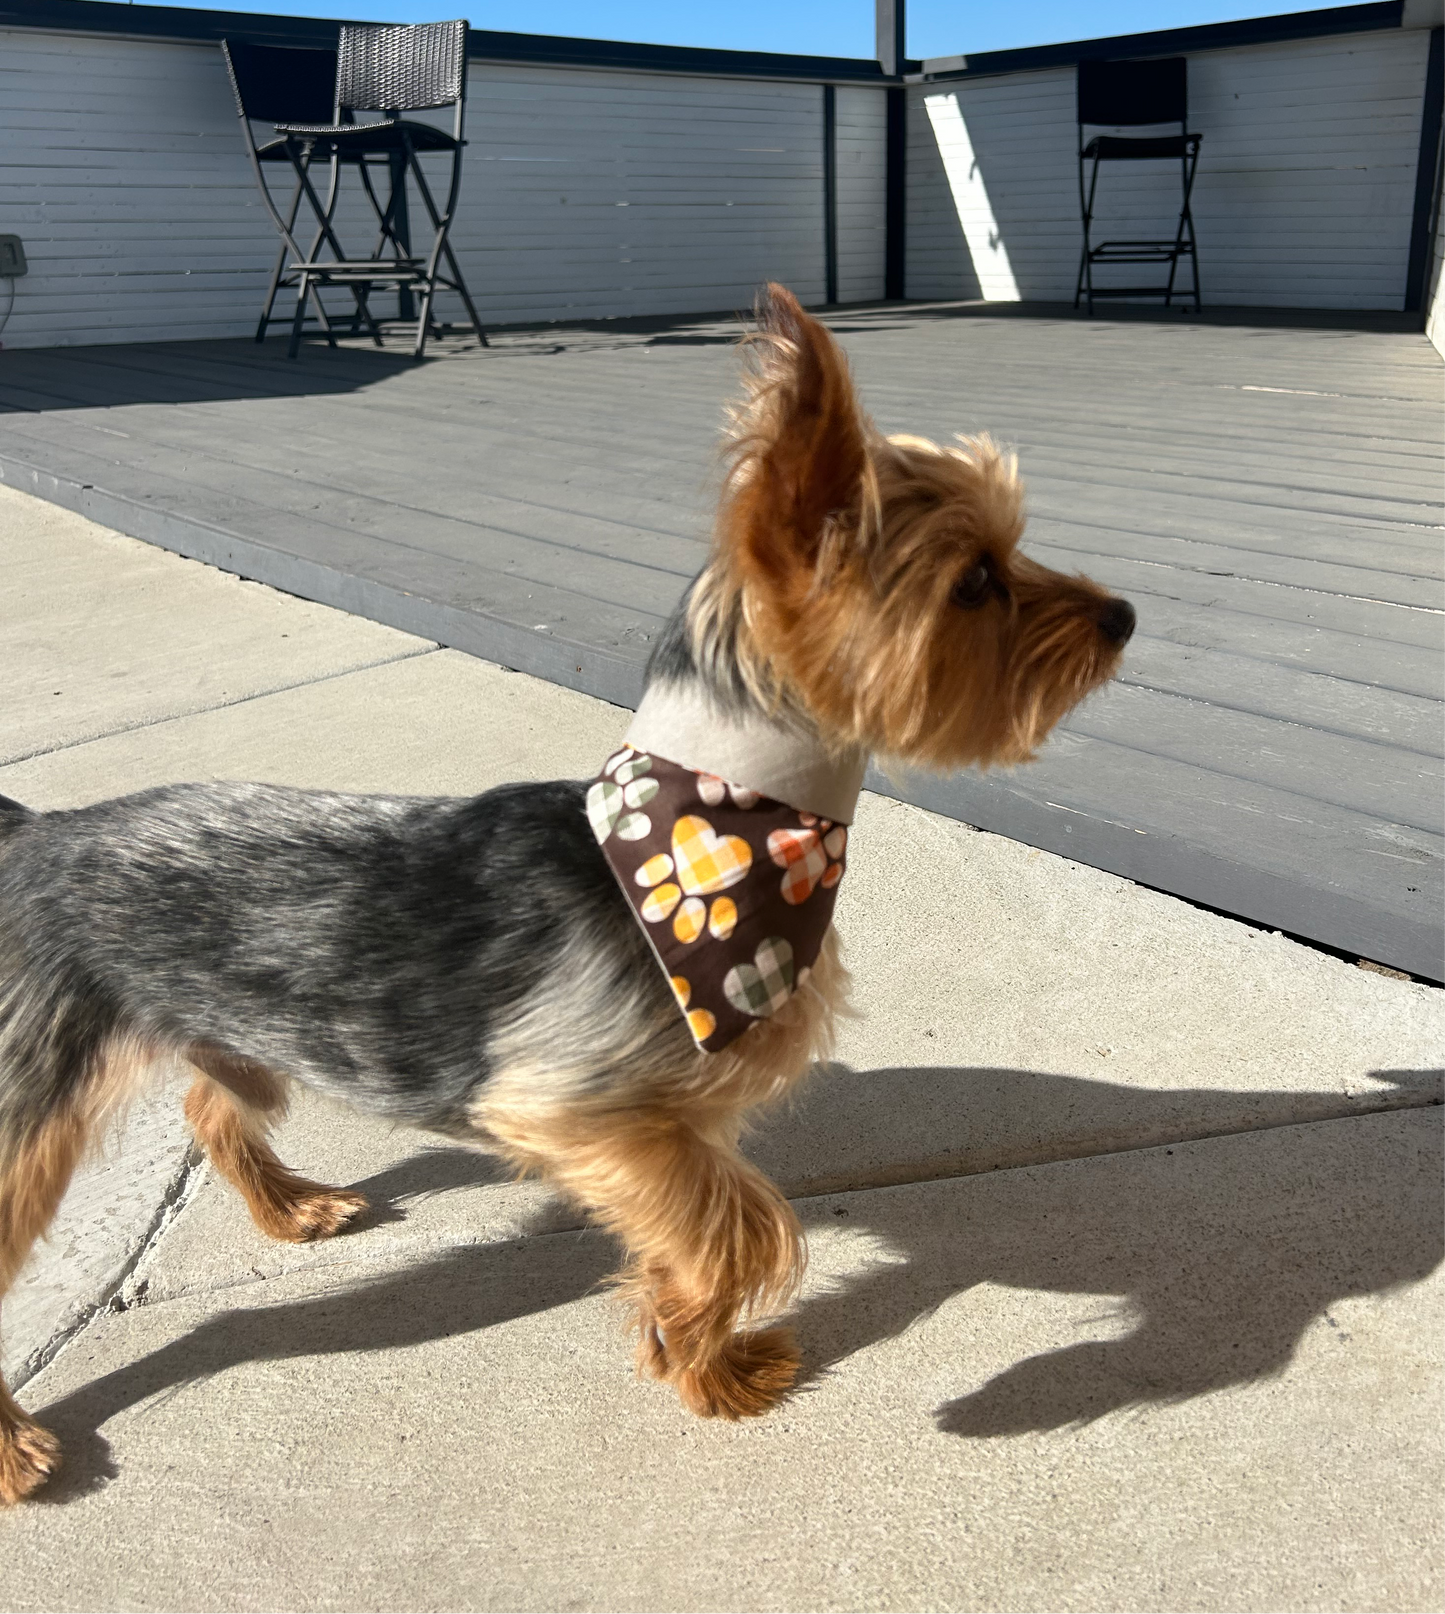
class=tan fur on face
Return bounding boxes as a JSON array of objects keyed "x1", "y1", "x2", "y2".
[{"x1": 712, "y1": 285, "x2": 1129, "y2": 767}]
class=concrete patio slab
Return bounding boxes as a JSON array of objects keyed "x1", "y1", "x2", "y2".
[
  {"x1": 0, "y1": 482, "x2": 430, "y2": 767},
  {"x1": 2, "y1": 1108, "x2": 1438, "y2": 1613}
]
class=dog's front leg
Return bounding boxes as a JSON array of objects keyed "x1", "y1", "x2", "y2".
[{"x1": 482, "y1": 1100, "x2": 804, "y2": 1419}]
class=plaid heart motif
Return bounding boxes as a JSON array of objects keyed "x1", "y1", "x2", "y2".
[
  {"x1": 723, "y1": 936, "x2": 795, "y2": 1019},
  {"x1": 672, "y1": 814, "x2": 752, "y2": 895}
]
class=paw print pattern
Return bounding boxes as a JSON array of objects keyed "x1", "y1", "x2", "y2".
[
  {"x1": 587, "y1": 748, "x2": 660, "y2": 844},
  {"x1": 670, "y1": 976, "x2": 716, "y2": 1044},
  {"x1": 697, "y1": 773, "x2": 760, "y2": 810},
  {"x1": 767, "y1": 816, "x2": 847, "y2": 906},
  {"x1": 633, "y1": 817, "x2": 750, "y2": 945},
  {"x1": 590, "y1": 748, "x2": 850, "y2": 1054}
]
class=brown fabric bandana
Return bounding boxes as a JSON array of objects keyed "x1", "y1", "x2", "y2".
[{"x1": 587, "y1": 745, "x2": 848, "y2": 1053}]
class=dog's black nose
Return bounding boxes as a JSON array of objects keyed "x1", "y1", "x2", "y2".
[{"x1": 1098, "y1": 597, "x2": 1136, "y2": 645}]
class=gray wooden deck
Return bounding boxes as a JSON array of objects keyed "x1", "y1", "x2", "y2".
[{"x1": 2, "y1": 303, "x2": 1441, "y2": 978}]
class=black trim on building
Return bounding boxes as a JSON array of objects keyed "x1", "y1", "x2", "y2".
[
  {"x1": 822, "y1": 84, "x2": 839, "y2": 305},
  {"x1": 884, "y1": 87, "x2": 907, "y2": 299},
  {"x1": 915, "y1": 2, "x2": 1406, "y2": 82},
  {"x1": 0, "y1": 0, "x2": 892, "y2": 81},
  {"x1": 1405, "y1": 25, "x2": 1444, "y2": 313}
]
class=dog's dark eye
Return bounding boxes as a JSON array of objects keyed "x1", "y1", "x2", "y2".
[{"x1": 951, "y1": 558, "x2": 992, "y2": 609}]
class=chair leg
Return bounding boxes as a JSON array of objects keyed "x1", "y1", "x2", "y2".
[
  {"x1": 257, "y1": 242, "x2": 290, "y2": 343},
  {"x1": 287, "y1": 271, "x2": 312, "y2": 359},
  {"x1": 412, "y1": 279, "x2": 438, "y2": 360},
  {"x1": 409, "y1": 145, "x2": 486, "y2": 351},
  {"x1": 440, "y1": 236, "x2": 487, "y2": 347}
]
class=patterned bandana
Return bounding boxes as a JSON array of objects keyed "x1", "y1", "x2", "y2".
[{"x1": 587, "y1": 745, "x2": 849, "y2": 1053}]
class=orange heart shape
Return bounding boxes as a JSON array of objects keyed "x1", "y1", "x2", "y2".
[{"x1": 671, "y1": 814, "x2": 752, "y2": 895}]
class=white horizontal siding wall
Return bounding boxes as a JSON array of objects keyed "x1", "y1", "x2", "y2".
[
  {"x1": 435, "y1": 62, "x2": 825, "y2": 327},
  {"x1": 0, "y1": 30, "x2": 294, "y2": 346},
  {"x1": 0, "y1": 29, "x2": 832, "y2": 348},
  {"x1": 908, "y1": 26, "x2": 1434, "y2": 309},
  {"x1": 834, "y1": 85, "x2": 887, "y2": 301}
]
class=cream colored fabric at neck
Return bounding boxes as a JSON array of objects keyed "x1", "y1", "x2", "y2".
[{"x1": 624, "y1": 681, "x2": 868, "y2": 826}]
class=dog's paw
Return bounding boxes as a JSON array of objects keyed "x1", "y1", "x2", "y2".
[
  {"x1": 255, "y1": 1183, "x2": 369, "y2": 1243},
  {"x1": 673, "y1": 1326, "x2": 800, "y2": 1420},
  {"x1": 0, "y1": 1420, "x2": 61, "y2": 1505}
]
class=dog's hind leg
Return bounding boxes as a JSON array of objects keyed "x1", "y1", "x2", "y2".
[
  {"x1": 0, "y1": 1023, "x2": 153, "y2": 1505},
  {"x1": 481, "y1": 1100, "x2": 804, "y2": 1419},
  {"x1": 184, "y1": 1047, "x2": 367, "y2": 1243},
  {"x1": 0, "y1": 1106, "x2": 87, "y2": 1503}
]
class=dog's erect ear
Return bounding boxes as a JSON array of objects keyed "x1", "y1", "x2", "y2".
[{"x1": 725, "y1": 283, "x2": 869, "y2": 588}]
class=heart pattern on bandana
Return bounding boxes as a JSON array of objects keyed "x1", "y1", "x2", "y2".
[
  {"x1": 591, "y1": 748, "x2": 848, "y2": 1052},
  {"x1": 723, "y1": 936, "x2": 795, "y2": 1019},
  {"x1": 672, "y1": 814, "x2": 752, "y2": 895},
  {"x1": 633, "y1": 844, "x2": 737, "y2": 945}
]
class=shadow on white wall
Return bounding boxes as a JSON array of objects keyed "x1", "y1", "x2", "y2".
[{"x1": 923, "y1": 91, "x2": 1021, "y2": 302}]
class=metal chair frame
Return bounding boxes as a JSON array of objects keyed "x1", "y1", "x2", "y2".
[
  {"x1": 1074, "y1": 57, "x2": 1202, "y2": 316},
  {"x1": 221, "y1": 40, "x2": 383, "y2": 346},
  {"x1": 275, "y1": 20, "x2": 487, "y2": 359}
]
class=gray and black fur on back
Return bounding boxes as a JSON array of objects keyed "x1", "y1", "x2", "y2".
[
  {"x1": 2, "y1": 780, "x2": 638, "y2": 1140},
  {"x1": 0, "y1": 576, "x2": 756, "y2": 1156}
]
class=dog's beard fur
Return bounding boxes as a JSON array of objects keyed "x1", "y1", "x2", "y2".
[{"x1": 0, "y1": 285, "x2": 1134, "y2": 1503}]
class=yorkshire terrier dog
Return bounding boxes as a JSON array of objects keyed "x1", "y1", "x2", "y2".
[{"x1": 0, "y1": 286, "x2": 1133, "y2": 1503}]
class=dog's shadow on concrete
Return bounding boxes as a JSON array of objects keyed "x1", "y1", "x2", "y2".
[
  {"x1": 30, "y1": 1064, "x2": 1443, "y2": 1502},
  {"x1": 774, "y1": 1065, "x2": 1442, "y2": 1437}
]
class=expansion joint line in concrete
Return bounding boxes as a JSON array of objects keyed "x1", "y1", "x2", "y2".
[
  {"x1": 10, "y1": 1141, "x2": 210, "y2": 1393},
  {"x1": 789, "y1": 1086, "x2": 1444, "y2": 1202},
  {"x1": 1, "y1": 646, "x2": 441, "y2": 769}
]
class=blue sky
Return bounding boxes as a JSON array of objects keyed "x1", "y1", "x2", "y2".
[{"x1": 142, "y1": 0, "x2": 1359, "y2": 59}]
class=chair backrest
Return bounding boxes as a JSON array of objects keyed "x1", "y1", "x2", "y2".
[
  {"x1": 221, "y1": 40, "x2": 338, "y2": 125},
  {"x1": 1077, "y1": 57, "x2": 1187, "y2": 127},
  {"x1": 336, "y1": 20, "x2": 468, "y2": 114}
]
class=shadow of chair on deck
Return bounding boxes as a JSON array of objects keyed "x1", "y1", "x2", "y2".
[{"x1": 0, "y1": 338, "x2": 433, "y2": 417}]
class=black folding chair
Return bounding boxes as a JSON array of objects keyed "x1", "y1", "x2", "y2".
[
  {"x1": 273, "y1": 19, "x2": 487, "y2": 359},
  {"x1": 221, "y1": 39, "x2": 383, "y2": 347},
  {"x1": 1074, "y1": 57, "x2": 1202, "y2": 315}
]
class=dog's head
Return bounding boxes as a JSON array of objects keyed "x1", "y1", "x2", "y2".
[{"x1": 709, "y1": 285, "x2": 1134, "y2": 768}]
